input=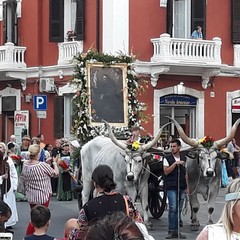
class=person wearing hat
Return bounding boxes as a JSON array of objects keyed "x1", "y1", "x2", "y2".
[
  {"x1": 57, "y1": 142, "x2": 72, "y2": 201},
  {"x1": 20, "y1": 136, "x2": 31, "y2": 152},
  {"x1": 7, "y1": 135, "x2": 20, "y2": 156}
]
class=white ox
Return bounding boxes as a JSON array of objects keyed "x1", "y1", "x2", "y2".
[
  {"x1": 81, "y1": 121, "x2": 169, "y2": 227},
  {"x1": 169, "y1": 117, "x2": 240, "y2": 230}
]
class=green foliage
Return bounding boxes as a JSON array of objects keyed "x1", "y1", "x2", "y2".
[{"x1": 70, "y1": 49, "x2": 147, "y2": 145}]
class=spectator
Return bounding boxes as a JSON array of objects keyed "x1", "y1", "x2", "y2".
[
  {"x1": 231, "y1": 139, "x2": 240, "y2": 179},
  {"x1": 58, "y1": 142, "x2": 72, "y2": 201},
  {"x1": 227, "y1": 141, "x2": 235, "y2": 179},
  {"x1": 7, "y1": 135, "x2": 20, "y2": 155},
  {"x1": 50, "y1": 139, "x2": 62, "y2": 197},
  {"x1": 37, "y1": 134, "x2": 46, "y2": 150},
  {"x1": 60, "y1": 218, "x2": 79, "y2": 240},
  {"x1": 191, "y1": 26, "x2": 203, "y2": 40},
  {"x1": 0, "y1": 200, "x2": 12, "y2": 232},
  {"x1": 69, "y1": 164, "x2": 143, "y2": 239},
  {"x1": 31, "y1": 137, "x2": 49, "y2": 162},
  {"x1": 22, "y1": 144, "x2": 59, "y2": 235},
  {"x1": 163, "y1": 139, "x2": 187, "y2": 239},
  {"x1": 85, "y1": 211, "x2": 145, "y2": 240},
  {"x1": 196, "y1": 178, "x2": 240, "y2": 240},
  {"x1": 0, "y1": 142, "x2": 18, "y2": 230},
  {"x1": 24, "y1": 205, "x2": 56, "y2": 240}
]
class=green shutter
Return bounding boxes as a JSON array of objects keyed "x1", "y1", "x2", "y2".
[
  {"x1": 75, "y1": 0, "x2": 85, "y2": 41},
  {"x1": 191, "y1": 0, "x2": 206, "y2": 38},
  {"x1": 166, "y1": 0, "x2": 173, "y2": 37},
  {"x1": 49, "y1": 0, "x2": 64, "y2": 42},
  {"x1": 232, "y1": 0, "x2": 240, "y2": 44},
  {"x1": 54, "y1": 96, "x2": 64, "y2": 139}
]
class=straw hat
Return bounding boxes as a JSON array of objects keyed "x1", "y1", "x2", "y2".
[{"x1": 22, "y1": 135, "x2": 31, "y2": 141}]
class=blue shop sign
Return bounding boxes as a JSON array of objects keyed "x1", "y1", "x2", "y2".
[{"x1": 160, "y1": 95, "x2": 197, "y2": 106}]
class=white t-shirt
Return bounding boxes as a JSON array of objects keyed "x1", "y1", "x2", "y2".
[{"x1": 163, "y1": 155, "x2": 180, "y2": 167}]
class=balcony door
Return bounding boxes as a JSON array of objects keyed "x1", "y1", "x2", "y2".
[{"x1": 167, "y1": 0, "x2": 206, "y2": 39}]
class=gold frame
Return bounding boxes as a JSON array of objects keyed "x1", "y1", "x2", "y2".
[{"x1": 87, "y1": 63, "x2": 128, "y2": 126}]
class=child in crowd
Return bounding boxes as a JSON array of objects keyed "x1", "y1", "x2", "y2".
[{"x1": 23, "y1": 205, "x2": 56, "y2": 240}]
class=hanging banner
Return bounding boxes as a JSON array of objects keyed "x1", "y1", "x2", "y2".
[{"x1": 14, "y1": 110, "x2": 30, "y2": 144}]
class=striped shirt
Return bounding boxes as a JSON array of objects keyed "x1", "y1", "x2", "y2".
[{"x1": 22, "y1": 161, "x2": 55, "y2": 204}]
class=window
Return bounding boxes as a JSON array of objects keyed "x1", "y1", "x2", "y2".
[
  {"x1": 3, "y1": 0, "x2": 18, "y2": 44},
  {"x1": 49, "y1": 0, "x2": 85, "y2": 42},
  {"x1": 167, "y1": 0, "x2": 206, "y2": 39}
]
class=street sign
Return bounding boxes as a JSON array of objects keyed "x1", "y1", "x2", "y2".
[
  {"x1": 33, "y1": 95, "x2": 47, "y2": 110},
  {"x1": 37, "y1": 111, "x2": 47, "y2": 119}
]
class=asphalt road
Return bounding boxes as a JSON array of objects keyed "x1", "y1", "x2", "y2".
[{"x1": 11, "y1": 186, "x2": 228, "y2": 240}]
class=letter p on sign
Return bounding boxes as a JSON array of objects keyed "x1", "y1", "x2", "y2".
[{"x1": 33, "y1": 95, "x2": 47, "y2": 111}]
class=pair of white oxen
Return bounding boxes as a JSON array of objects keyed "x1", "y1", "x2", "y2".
[{"x1": 80, "y1": 117, "x2": 240, "y2": 230}]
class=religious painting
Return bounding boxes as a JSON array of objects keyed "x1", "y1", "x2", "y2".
[{"x1": 87, "y1": 63, "x2": 128, "y2": 126}]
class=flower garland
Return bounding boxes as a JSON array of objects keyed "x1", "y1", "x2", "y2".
[
  {"x1": 70, "y1": 49, "x2": 149, "y2": 145},
  {"x1": 198, "y1": 136, "x2": 215, "y2": 148}
]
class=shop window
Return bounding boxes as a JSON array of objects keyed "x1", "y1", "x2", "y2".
[{"x1": 49, "y1": 0, "x2": 85, "y2": 42}]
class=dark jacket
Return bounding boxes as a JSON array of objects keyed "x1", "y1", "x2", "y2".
[{"x1": 164, "y1": 153, "x2": 187, "y2": 190}]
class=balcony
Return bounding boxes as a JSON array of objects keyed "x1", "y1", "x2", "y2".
[
  {"x1": 0, "y1": 42, "x2": 26, "y2": 68},
  {"x1": 58, "y1": 41, "x2": 83, "y2": 65},
  {"x1": 134, "y1": 33, "x2": 224, "y2": 89}
]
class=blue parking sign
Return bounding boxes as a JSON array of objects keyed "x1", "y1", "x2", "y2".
[{"x1": 33, "y1": 95, "x2": 47, "y2": 110}]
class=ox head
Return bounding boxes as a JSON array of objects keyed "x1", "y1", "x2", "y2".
[
  {"x1": 104, "y1": 120, "x2": 169, "y2": 182},
  {"x1": 167, "y1": 117, "x2": 240, "y2": 178}
]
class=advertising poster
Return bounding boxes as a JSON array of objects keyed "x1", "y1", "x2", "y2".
[{"x1": 14, "y1": 110, "x2": 30, "y2": 144}]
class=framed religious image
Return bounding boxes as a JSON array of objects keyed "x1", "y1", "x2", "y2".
[{"x1": 87, "y1": 63, "x2": 128, "y2": 126}]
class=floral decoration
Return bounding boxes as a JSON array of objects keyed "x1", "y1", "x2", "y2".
[
  {"x1": 198, "y1": 136, "x2": 215, "y2": 148},
  {"x1": 127, "y1": 141, "x2": 141, "y2": 151},
  {"x1": 70, "y1": 49, "x2": 149, "y2": 145},
  {"x1": 11, "y1": 154, "x2": 22, "y2": 165}
]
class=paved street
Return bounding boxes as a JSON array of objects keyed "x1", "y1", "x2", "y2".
[{"x1": 11, "y1": 186, "x2": 228, "y2": 240}]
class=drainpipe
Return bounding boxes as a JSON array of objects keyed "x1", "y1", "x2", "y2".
[{"x1": 96, "y1": 0, "x2": 100, "y2": 52}]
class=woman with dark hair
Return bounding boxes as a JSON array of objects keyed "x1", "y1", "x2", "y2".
[
  {"x1": 85, "y1": 211, "x2": 144, "y2": 240},
  {"x1": 69, "y1": 164, "x2": 143, "y2": 240}
]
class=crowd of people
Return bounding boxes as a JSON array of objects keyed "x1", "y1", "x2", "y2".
[
  {"x1": 0, "y1": 134, "x2": 81, "y2": 238},
  {"x1": 0, "y1": 132, "x2": 240, "y2": 239}
]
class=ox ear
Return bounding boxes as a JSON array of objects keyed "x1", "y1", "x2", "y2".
[
  {"x1": 218, "y1": 151, "x2": 229, "y2": 160},
  {"x1": 186, "y1": 150, "x2": 198, "y2": 159}
]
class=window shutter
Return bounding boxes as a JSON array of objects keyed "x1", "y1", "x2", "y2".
[
  {"x1": 75, "y1": 0, "x2": 85, "y2": 41},
  {"x1": 3, "y1": 0, "x2": 18, "y2": 45},
  {"x1": 49, "y1": 0, "x2": 64, "y2": 42},
  {"x1": 166, "y1": 0, "x2": 173, "y2": 37},
  {"x1": 54, "y1": 96, "x2": 64, "y2": 139},
  {"x1": 232, "y1": 0, "x2": 240, "y2": 44},
  {"x1": 191, "y1": 0, "x2": 206, "y2": 38}
]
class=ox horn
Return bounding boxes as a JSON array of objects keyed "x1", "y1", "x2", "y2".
[
  {"x1": 141, "y1": 122, "x2": 171, "y2": 151},
  {"x1": 166, "y1": 116, "x2": 199, "y2": 148},
  {"x1": 103, "y1": 120, "x2": 127, "y2": 150},
  {"x1": 213, "y1": 118, "x2": 240, "y2": 149}
]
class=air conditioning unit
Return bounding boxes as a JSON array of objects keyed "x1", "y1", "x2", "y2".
[{"x1": 39, "y1": 78, "x2": 55, "y2": 93}]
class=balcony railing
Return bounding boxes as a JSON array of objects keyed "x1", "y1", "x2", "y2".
[
  {"x1": 0, "y1": 42, "x2": 26, "y2": 68},
  {"x1": 151, "y1": 33, "x2": 222, "y2": 65},
  {"x1": 58, "y1": 41, "x2": 83, "y2": 65}
]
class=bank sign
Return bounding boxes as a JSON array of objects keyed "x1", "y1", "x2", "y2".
[{"x1": 160, "y1": 95, "x2": 197, "y2": 106}]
